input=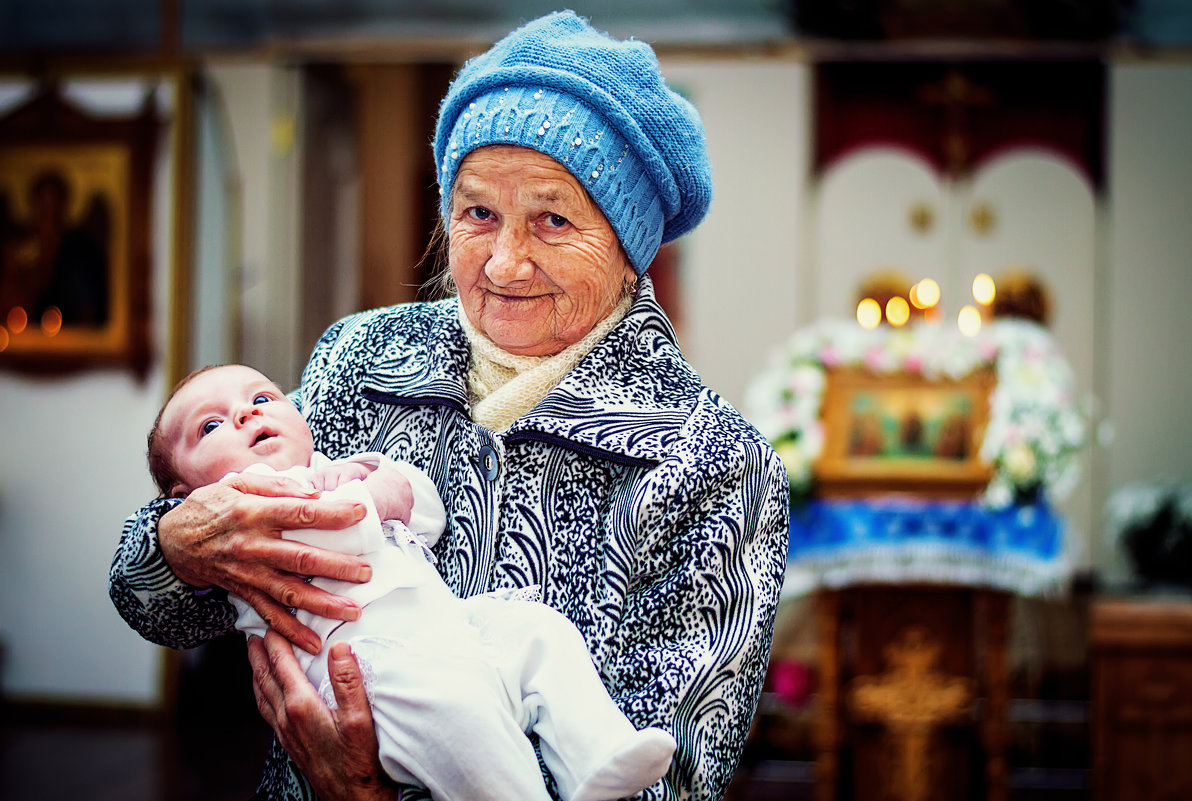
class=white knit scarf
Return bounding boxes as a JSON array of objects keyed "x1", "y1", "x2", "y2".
[{"x1": 462, "y1": 295, "x2": 633, "y2": 432}]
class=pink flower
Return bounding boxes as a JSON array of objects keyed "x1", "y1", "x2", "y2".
[
  {"x1": 864, "y1": 345, "x2": 886, "y2": 372},
  {"x1": 1005, "y1": 423, "x2": 1024, "y2": 445},
  {"x1": 819, "y1": 345, "x2": 840, "y2": 368},
  {"x1": 766, "y1": 659, "x2": 815, "y2": 708}
]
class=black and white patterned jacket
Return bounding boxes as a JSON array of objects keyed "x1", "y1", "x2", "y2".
[{"x1": 110, "y1": 279, "x2": 790, "y2": 801}]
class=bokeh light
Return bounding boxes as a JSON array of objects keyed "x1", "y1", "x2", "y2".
[
  {"x1": 973, "y1": 273, "x2": 996, "y2": 306},
  {"x1": 958, "y1": 305, "x2": 982, "y2": 337},
  {"x1": 6, "y1": 306, "x2": 27, "y2": 334},
  {"x1": 886, "y1": 296, "x2": 910, "y2": 327},
  {"x1": 857, "y1": 298, "x2": 882, "y2": 329},
  {"x1": 912, "y1": 278, "x2": 940, "y2": 309},
  {"x1": 41, "y1": 306, "x2": 63, "y2": 337},
  {"x1": 0, "y1": 326, "x2": 7, "y2": 352}
]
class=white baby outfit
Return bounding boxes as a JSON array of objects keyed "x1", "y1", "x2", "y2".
[{"x1": 228, "y1": 452, "x2": 675, "y2": 801}]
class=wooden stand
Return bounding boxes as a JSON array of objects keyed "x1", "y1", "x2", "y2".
[
  {"x1": 1091, "y1": 597, "x2": 1192, "y2": 801},
  {"x1": 814, "y1": 585, "x2": 1009, "y2": 801}
]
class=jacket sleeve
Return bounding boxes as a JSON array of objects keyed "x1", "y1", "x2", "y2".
[
  {"x1": 604, "y1": 392, "x2": 791, "y2": 801},
  {"x1": 108, "y1": 497, "x2": 238, "y2": 649}
]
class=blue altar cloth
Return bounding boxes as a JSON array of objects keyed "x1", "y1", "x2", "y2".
[{"x1": 782, "y1": 498, "x2": 1071, "y2": 598}]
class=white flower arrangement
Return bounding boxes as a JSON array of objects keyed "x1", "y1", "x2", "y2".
[
  {"x1": 745, "y1": 318, "x2": 1088, "y2": 508},
  {"x1": 1103, "y1": 479, "x2": 1192, "y2": 586}
]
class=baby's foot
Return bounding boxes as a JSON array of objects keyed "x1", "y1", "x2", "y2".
[{"x1": 569, "y1": 727, "x2": 675, "y2": 801}]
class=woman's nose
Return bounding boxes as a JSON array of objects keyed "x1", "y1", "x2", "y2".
[{"x1": 485, "y1": 224, "x2": 534, "y2": 285}]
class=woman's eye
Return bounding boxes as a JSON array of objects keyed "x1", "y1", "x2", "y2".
[
  {"x1": 468, "y1": 206, "x2": 493, "y2": 222},
  {"x1": 201, "y1": 419, "x2": 221, "y2": 436},
  {"x1": 544, "y1": 213, "x2": 569, "y2": 229},
  {"x1": 253, "y1": 394, "x2": 272, "y2": 405}
]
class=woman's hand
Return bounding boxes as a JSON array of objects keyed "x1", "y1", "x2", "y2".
[
  {"x1": 249, "y1": 632, "x2": 399, "y2": 801},
  {"x1": 158, "y1": 472, "x2": 372, "y2": 654}
]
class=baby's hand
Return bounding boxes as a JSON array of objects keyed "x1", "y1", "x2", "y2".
[
  {"x1": 313, "y1": 462, "x2": 372, "y2": 492},
  {"x1": 362, "y1": 462, "x2": 414, "y2": 525}
]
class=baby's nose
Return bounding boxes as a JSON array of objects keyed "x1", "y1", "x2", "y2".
[{"x1": 236, "y1": 406, "x2": 263, "y2": 426}]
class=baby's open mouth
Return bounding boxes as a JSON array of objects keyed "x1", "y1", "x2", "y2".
[{"x1": 253, "y1": 431, "x2": 273, "y2": 446}]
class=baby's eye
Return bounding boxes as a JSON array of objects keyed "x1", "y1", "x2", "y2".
[
  {"x1": 201, "y1": 419, "x2": 222, "y2": 436},
  {"x1": 253, "y1": 393, "x2": 272, "y2": 405}
]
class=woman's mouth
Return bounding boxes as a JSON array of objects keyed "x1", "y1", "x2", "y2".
[{"x1": 492, "y1": 292, "x2": 541, "y2": 302}]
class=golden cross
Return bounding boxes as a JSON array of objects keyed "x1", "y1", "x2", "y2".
[
  {"x1": 849, "y1": 626, "x2": 973, "y2": 801},
  {"x1": 916, "y1": 69, "x2": 995, "y2": 176}
]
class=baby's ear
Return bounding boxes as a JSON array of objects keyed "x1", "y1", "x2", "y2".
[{"x1": 169, "y1": 482, "x2": 190, "y2": 499}]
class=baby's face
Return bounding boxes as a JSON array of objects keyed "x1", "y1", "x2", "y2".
[{"x1": 160, "y1": 365, "x2": 315, "y2": 496}]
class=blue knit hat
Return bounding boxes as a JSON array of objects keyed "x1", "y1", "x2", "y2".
[{"x1": 434, "y1": 10, "x2": 712, "y2": 275}]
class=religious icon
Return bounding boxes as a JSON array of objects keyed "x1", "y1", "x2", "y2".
[
  {"x1": 0, "y1": 87, "x2": 156, "y2": 378},
  {"x1": 1, "y1": 166, "x2": 113, "y2": 329},
  {"x1": 817, "y1": 368, "x2": 994, "y2": 499}
]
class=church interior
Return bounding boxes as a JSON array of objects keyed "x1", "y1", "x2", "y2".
[{"x1": 1, "y1": 2, "x2": 1191, "y2": 800}]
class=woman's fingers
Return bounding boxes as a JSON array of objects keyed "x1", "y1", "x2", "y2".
[
  {"x1": 327, "y1": 642, "x2": 373, "y2": 735},
  {"x1": 158, "y1": 480, "x2": 370, "y2": 601},
  {"x1": 251, "y1": 631, "x2": 325, "y2": 757},
  {"x1": 222, "y1": 471, "x2": 320, "y2": 499},
  {"x1": 264, "y1": 629, "x2": 315, "y2": 695},
  {"x1": 180, "y1": 476, "x2": 367, "y2": 546},
  {"x1": 236, "y1": 586, "x2": 323, "y2": 655},
  {"x1": 228, "y1": 545, "x2": 367, "y2": 616},
  {"x1": 232, "y1": 569, "x2": 365, "y2": 655},
  {"x1": 251, "y1": 632, "x2": 396, "y2": 801},
  {"x1": 247, "y1": 634, "x2": 281, "y2": 728},
  {"x1": 240, "y1": 538, "x2": 372, "y2": 585},
  {"x1": 323, "y1": 642, "x2": 393, "y2": 801},
  {"x1": 269, "y1": 495, "x2": 368, "y2": 533},
  {"x1": 220, "y1": 473, "x2": 368, "y2": 532}
]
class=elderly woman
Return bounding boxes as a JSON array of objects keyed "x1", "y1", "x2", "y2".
[{"x1": 110, "y1": 11, "x2": 789, "y2": 801}]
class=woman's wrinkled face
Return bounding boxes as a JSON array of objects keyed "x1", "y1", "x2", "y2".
[{"x1": 448, "y1": 146, "x2": 635, "y2": 357}]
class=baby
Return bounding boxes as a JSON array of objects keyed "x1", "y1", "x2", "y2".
[{"x1": 148, "y1": 364, "x2": 676, "y2": 801}]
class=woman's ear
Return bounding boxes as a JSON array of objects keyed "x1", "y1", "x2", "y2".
[{"x1": 169, "y1": 482, "x2": 190, "y2": 499}]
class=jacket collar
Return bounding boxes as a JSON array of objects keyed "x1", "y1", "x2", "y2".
[
  {"x1": 359, "y1": 278, "x2": 701, "y2": 468},
  {"x1": 359, "y1": 298, "x2": 471, "y2": 411}
]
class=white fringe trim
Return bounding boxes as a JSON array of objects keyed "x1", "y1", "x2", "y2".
[{"x1": 782, "y1": 543, "x2": 1073, "y2": 599}]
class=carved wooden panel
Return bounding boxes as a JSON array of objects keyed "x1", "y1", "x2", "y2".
[
  {"x1": 1091, "y1": 599, "x2": 1192, "y2": 801},
  {"x1": 815, "y1": 585, "x2": 1008, "y2": 801}
]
